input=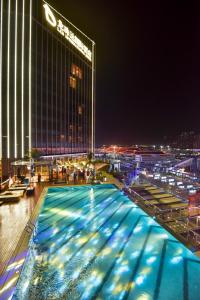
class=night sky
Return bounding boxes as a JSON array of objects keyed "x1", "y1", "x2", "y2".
[{"x1": 49, "y1": 0, "x2": 200, "y2": 145}]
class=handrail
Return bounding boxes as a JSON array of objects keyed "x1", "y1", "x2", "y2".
[{"x1": 0, "y1": 179, "x2": 9, "y2": 185}]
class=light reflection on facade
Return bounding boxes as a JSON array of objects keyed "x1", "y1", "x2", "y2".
[{"x1": 0, "y1": 0, "x2": 95, "y2": 177}]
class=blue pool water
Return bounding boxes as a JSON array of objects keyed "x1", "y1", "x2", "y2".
[{"x1": 12, "y1": 184, "x2": 200, "y2": 299}]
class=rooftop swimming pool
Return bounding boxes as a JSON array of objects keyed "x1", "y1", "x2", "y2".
[{"x1": 10, "y1": 184, "x2": 200, "y2": 299}]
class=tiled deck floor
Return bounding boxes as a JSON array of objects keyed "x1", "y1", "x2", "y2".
[{"x1": 0, "y1": 184, "x2": 44, "y2": 275}]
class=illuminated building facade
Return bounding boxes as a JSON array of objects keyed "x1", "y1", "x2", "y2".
[{"x1": 0, "y1": 0, "x2": 95, "y2": 178}]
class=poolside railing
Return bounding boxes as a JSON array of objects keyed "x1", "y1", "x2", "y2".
[{"x1": 124, "y1": 186, "x2": 200, "y2": 252}]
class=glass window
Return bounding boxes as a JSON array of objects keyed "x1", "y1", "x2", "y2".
[
  {"x1": 69, "y1": 76, "x2": 76, "y2": 89},
  {"x1": 78, "y1": 106, "x2": 82, "y2": 115},
  {"x1": 71, "y1": 64, "x2": 82, "y2": 79}
]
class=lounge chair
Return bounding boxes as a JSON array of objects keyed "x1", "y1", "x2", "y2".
[{"x1": 0, "y1": 190, "x2": 23, "y2": 202}]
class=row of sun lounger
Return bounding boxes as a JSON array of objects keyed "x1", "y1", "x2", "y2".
[
  {"x1": 125, "y1": 183, "x2": 200, "y2": 250},
  {"x1": 129, "y1": 183, "x2": 188, "y2": 211},
  {"x1": 0, "y1": 190, "x2": 24, "y2": 202},
  {"x1": 0, "y1": 183, "x2": 32, "y2": 203}
]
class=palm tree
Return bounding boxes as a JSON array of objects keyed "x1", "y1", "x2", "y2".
[{"x1": 86, "y1": 152, "x2": 93, "y2": 167}]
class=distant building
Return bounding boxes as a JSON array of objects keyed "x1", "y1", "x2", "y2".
[
  {"x1": 194, "y1": 134, "x2": 200, "y2": 149},
  {"x1": 165, "y1": 131, "x2": 197, "y2": 149},
  {"x1": 134, "y1": 151, "x2": 174, "y2": 165},
  {"x1": 177, "y1": 132, "x2": 195, "y2": 149}
]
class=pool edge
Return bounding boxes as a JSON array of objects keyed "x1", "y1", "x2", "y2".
[
  {"x1": 0, "y1": 187, "x2": 48, "y2": 299},
  {"x1": 0, "y1": 183, "x2": 118, "y2": 299}
]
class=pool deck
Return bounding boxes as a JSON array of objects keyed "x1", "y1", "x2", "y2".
[
  {"x1": 0, "y1": 175, "x2": 197, "y2": 279},
  {"x1": 0, "y1": 183, "x2": 44, "y2": 275},
  {"x1": 0, "y1": 176, "x2": 120, "y2": 279},
  {"x1": 107, "y1": 176, "x2": 124, "y2": 189},
  {"x1": 8, "y1": 183, "x2": 200, "y2": 300},
  {"x1": 0, "y1": 179, "x2": 119, "y2": 298},
  {"x1": 1, "y1": 176, "x2": 200, "y2": 298}
]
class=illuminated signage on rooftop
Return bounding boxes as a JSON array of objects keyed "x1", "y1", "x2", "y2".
[{"x1": 43, "y1": 3, "x2": 92, "y2": 61}]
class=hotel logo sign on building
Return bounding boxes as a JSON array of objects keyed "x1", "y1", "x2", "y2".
[{"x1": 43, "y1": 3, "x2": 92, "y2": 61}]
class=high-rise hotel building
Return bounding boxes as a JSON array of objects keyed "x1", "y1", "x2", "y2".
[{"x1": 0, "y1": 0, "x2": 95, "y2": 178}]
